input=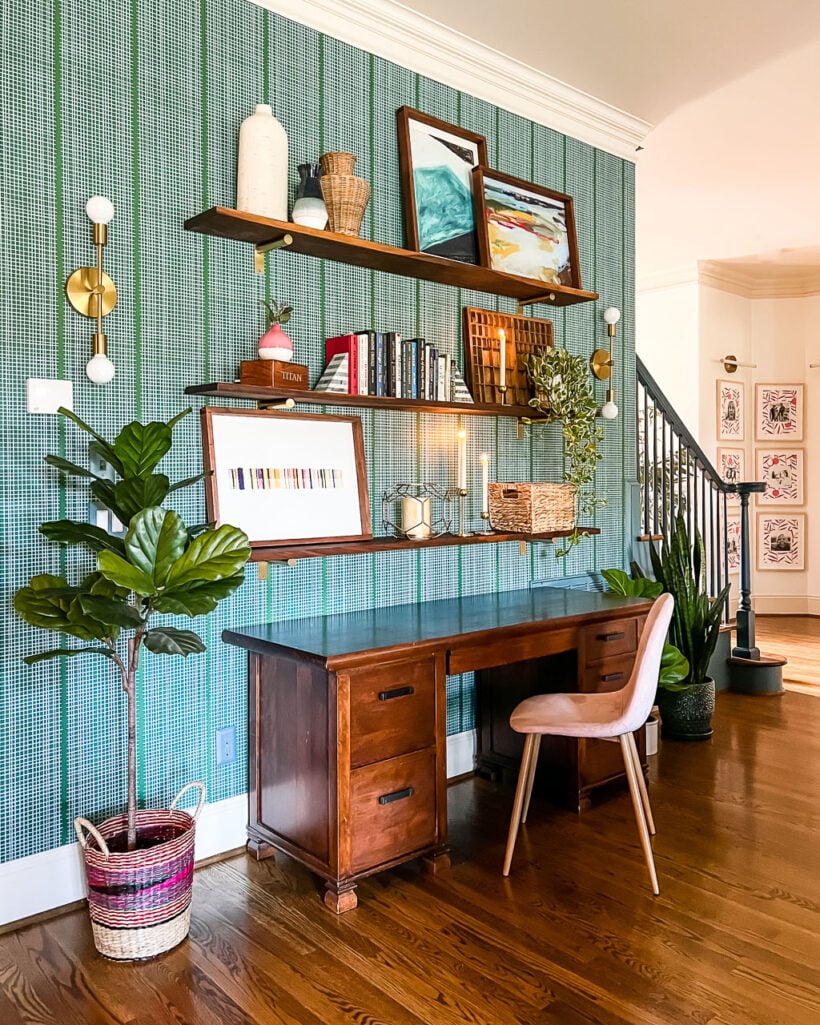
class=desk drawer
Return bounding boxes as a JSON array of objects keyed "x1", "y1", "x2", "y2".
[
  {"x1": 580, "y1": 618, "x2": 638, "y2": 664},
  {"x1": 348, "y1": 658, "x2": 436, "y2": 768},
  {"x1": 579, "y1": 653, "x2": 636, "y2": 693},
  {"x1": 349, "y1": 749, "x2": 437, "y2": 873}
]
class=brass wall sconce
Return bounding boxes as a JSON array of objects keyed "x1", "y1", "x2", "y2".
[
  {"x1": 590, "y1": 306, "x2": 620, "y2": 420},
  {"x1": 65, "y1": 196, "x2": 117, "y2": 385}
]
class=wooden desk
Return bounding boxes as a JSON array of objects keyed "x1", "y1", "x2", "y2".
[{"x1": 224, "y1": 587, "x2": 653, "y2": 912}]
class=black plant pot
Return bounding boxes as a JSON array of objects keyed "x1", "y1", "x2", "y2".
[{"x1": 657, "y1": 678, "x2": 715, "y2": 740}]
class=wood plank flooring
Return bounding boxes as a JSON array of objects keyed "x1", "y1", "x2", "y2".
[
  {"x1": 1, "y1": 691, "x2": 818, "y2": 1025},
  {"x1": 754, "y1": 615, "x2": 820, "y2": 690}
]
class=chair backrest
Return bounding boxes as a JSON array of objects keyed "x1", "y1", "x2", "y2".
[{"x1": 616, "y1": 593, "x2": 675, "y2": 733}]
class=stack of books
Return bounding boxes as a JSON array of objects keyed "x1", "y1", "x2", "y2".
[{"x1": 321, "y1": 332, "x2": 461, "y2": 401}]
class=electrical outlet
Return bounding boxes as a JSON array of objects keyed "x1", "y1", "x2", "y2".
[{"x1": 215, "y1": 726, "x2": 237, "y2": 766}]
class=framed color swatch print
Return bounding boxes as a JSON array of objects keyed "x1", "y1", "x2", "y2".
[
  {"x1": 756, "y1": 449, "x2": 803, "y2": 505},
  {"x1": 755, "y1": 384, "x2": 803, "y2": 441},
  {"x1": 757, "y1": 513, "x2": 805, "y2": 571},
  {"x1": 716, "y1": 380, "x2": 744, "y2": 441},
  {"x1": 200, "y1": 408, "x2": 371, "y2": 549}
]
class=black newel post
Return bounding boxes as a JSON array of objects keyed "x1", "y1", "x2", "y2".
[{"x1": 732, "y1": 481, "x2": 766, "y2": 659}]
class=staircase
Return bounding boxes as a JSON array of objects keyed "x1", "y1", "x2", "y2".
[{"x1": 636, "y1": 357, "x2": 784, "y2": 693}]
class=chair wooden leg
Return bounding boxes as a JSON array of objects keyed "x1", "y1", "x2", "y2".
[
  {"x1": 502, "y1": 734, "x2": 537, "y2": 876},
  {"x1": 521, "y1": 735, "x2": 541, "y2": 824},
  {"x1": 626, "y1": 731, "x2": 655, "y2": 836},
  {"x1": 619, "y1": 735, "x2": 660, "y2": 895}
]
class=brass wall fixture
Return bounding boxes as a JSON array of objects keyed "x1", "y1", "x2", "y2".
[
  {"x1": 65, "y1": 196, "x2": 117, "y2": 384},
  {"x1": 590, "y1": 306, "x2": 620, "y2": 420}
]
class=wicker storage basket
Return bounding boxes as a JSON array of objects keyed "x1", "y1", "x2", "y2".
[
  {"x1": 488, "y1": 482, "x2": 577, "y2": 533},
  {"x1": 320, "y1": 174, "x2": 371, "y2": 236},
  {"x1": 319, "y1": 151, "x2": 357, "y2": 176},
  {"x1": 74, "y1": 782, "x2": 205, "y2": 961}
]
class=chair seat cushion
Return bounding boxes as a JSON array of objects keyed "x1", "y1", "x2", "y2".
[{"x1": 509, "y1": 689, "x2": 630, "y2": 738}]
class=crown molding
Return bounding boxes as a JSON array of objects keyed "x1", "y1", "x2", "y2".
[
  {"x1": 698, "y1": 260, "x2": 820, "y2": 300},
  {"x1": 252, "y1": 0, "x2": 651, "y2": 160}
]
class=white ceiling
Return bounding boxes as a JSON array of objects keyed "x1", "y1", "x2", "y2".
[{"x1": 396, "y1": 0, "x2": 820, "y2": 125}]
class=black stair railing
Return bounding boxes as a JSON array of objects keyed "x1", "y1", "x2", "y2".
[{"x1": 637, "y1": 357, "x2": 738, "y2": 624}]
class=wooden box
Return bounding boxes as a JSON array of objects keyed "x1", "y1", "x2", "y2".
[
  {"x1": 239, "y1": 359, "x2": 309, "y2": 389},
  {"x1": 489, "y1": 482, "x2": 576, "y2": 533},
  {"x1": 462, "y1": 307, "x2": 554, "y2": 407}
]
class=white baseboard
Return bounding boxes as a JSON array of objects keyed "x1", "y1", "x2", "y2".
[
  {"x1": 753, "y1": 595, "x2": 810, "y2": 615},
  {"x1": 0, "y1": 730, "x2": 477, "y2": 928}
]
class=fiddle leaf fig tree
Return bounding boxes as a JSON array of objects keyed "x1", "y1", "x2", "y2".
[
  {"x1": 14, "y1": 408, "x2": 251, "y2": 850},
  {"x1": 526, "y1": 346, "x2": 606, "y2": 556}
]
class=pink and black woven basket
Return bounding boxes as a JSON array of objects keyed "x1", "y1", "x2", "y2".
[{"x1": 74, "y1": 782, "x2": 205, "y2": 960}]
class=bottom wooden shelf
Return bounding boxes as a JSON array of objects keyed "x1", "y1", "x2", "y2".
[{"x1": 250, "y1": 527, "x2": 600, "y2": 562}]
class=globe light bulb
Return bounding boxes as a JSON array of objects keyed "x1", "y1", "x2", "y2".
[
  {"x1": 603, "y1": 306, "x2": 621, "y2": 326},
  {"x1": 86, "y1": 353, "x2": 115, "y2": 385},
  {"x1": 85, "y1": 195, "x2": 115, "y2": 225},
  {"x1": 600, "y1": 399, "x2": 619, "y2": 420}
]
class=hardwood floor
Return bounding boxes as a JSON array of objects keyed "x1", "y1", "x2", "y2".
[
  {"x1": 755, "y1": 615, "x2": 820, "y2": 690},
  {"x1": 1, "y1": 692, "x2": 818, "y2": 1025}
]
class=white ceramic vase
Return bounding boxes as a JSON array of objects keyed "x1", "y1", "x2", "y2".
[{"x1": 236, "y1": 104, "x2": 288, "y2": 221}]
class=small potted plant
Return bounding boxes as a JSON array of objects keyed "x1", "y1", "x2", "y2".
[
  {"x1": 14, "y1": 407, "x2": 250, "y2": 960},
  {"x1": 525, "y1": 345, "x2": 606, "y2": 555},
  {"x1": 258, "y1": 298, "x2": 294, "y2": 361}
]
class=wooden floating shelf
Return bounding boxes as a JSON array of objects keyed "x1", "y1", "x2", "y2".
[
  {"x1": 250, "y1": 528, "x2": 601, "y2": 563},
  {"x1": 184, "y1": 208, "x2": 599, "y2": 307},
  {"x1": 185, "y1": 382, "x2": 548, "y2": 420}
]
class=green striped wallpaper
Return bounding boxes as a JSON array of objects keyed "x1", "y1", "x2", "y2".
[{"x1": 0, "y1": 0, "x2": 636, "y2": 862}]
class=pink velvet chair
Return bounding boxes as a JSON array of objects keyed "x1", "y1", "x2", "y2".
[{"x1": 502, "y1": 593, "x2": 675, "y2": 894}]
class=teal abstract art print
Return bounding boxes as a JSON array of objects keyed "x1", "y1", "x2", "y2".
[{"x1": 397, "y1": 107, "x2": 488, "y2": 264}]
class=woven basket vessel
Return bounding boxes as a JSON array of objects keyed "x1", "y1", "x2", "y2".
[
  {"x1": 319, "y1": 151, "x2": 356, "y2": 176},
  {"x1": 488, "y1": 482, "x2": 577, "y2": 533},
  {"x1": 320, "y1": 174, "x2": 371, "y2": 236},
  {"x1": 74, "y1": 782, "x2": 205, "y2": 961}
]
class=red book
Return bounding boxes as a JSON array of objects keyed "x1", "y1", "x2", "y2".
[{"x1": 324, "y1": 334, "x2": 359, "y2": 394}]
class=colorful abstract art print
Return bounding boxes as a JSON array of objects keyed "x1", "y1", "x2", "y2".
[
  {"x1": 726, "y1": 515, "x2": 741, "y2": 572},
  {"x1": 716, "y1": 447, "x2": 745, "y2": 502},
  {"x1": 716, "y1": 379, "x2": 744, "y2": 441},
  {"x1": 396, "y1": 107, "x2": 488, "y2": 264},
  {"x1": 472, "y1": 167, "x2": 581, "y2": 288},
  {"x1": 755, "y1": 383, "x2": 803, "y2": 441},
  {"x1": 757, "y1": 513, "x2": 805, "y2": 571},
  {"x1": 756, "y1": 449, "x2": 804, "y2": 505},
  {"x1": 200, "y1": 408, "x2": 371, "y2": 549}
]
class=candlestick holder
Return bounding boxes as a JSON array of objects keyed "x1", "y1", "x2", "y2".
[
  {"x1": 455, "y1": 488, "x2": 470, "y2": 537},
  {"x1": 478, "y1": 510, "x2": 493, "y2": 534},
  {"x1": 498, "y1": 383, "x2": 508, "y2": 405}
]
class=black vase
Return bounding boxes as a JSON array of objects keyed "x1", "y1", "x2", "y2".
[
  {"x1": 657, "y1": 678, "x2": 715, "y2": 741},
  {"x1": 291, "y1": 163, "x2": 327, "y2": 229}
]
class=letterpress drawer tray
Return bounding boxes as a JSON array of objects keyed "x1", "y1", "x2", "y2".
[
  {"x1": 348, "y1": 749, "x2": 437, "y2": 874},
  {"x1": 348, "y1": 658, "x2": 436, "y2": 768}
]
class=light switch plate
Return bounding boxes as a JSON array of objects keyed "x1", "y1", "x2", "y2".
[{"x1": 26, "y1": 378, "x2": 73, "y2": 414}]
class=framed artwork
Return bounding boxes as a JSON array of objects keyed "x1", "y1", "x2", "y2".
[
  {"x1": 716, "y1": 447, "x2": 745, "y2": 501},
  {"x1": 716, "y1": 379, "x2": 744, "y2": 441},
  {"x1": 755, "y1": 383, "x2": 803, "y2": 441},
  {"x1": 471, "y1": 167, "x2": 581, "y2": 288},
  {"x1": 200, "y1": 408, "x2": 371, "y2": 549},
  {"x1": 756, "y1": 448, "x2": 804, "y2": 505},
  {"x1": 726, "y1": 515, "x2": 741, "y2": 572},
  {"x1": 396, "y1": 106, "x2": 488, "y2": 264},
  {"x1": 757, "y1": 513, "x2": 805, "y2": 571}
]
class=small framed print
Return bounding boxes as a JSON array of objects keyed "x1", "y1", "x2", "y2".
[
  {"x1": 726, "y1": 515, "x2": 741, "y2": 572},
  {"x1": 716, "y1": 447, "x2": 745, "y2": 501},
  {"x1": 756, "y1": 448, "x2": 804, "y2": 505},
  {"x1": 757, "y1": 513, "x2": 805, "y2": 571},
  {"x1": 717, "y1": 380, "x2": 744, "y2": 441},
  {"x1": 755, "y1": 383, "x2": 803, "y2": 441}
]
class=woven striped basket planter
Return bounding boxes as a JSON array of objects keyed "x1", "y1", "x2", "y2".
[{"x1": 74, "y1": 782, "x2": 205, "y2": 961}]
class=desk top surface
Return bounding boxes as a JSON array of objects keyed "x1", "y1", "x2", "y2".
[{"x1": 223, "y1": 587, "x2": 652, "y2": 667}]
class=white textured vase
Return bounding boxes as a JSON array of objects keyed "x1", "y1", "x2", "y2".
[{"x1": 236, "y1": 104, "x2": 288, "y2": 220}]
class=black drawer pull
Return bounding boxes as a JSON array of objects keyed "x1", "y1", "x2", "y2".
[
  {"x1": 379, "y1": 787, "x2": 414, "y2": 805},
  {"x1": 597, "y1": 631, "x2": 625, "y2": 642},
  {"x1": 602, "y1": 672, "x2": 625, "y2": 682},
  {"x1": 378, "y1": 685, "x2": 414, "y2": 701}
]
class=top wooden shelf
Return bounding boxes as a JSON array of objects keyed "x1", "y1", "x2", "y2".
[{"x1": 184, "y1": 208, "x2": 599, "y2": 307}]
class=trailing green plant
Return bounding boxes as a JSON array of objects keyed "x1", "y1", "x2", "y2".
[
  {"x1": 525, "y1": 346, "x2": 605, "y2": 556},
  {"x1": 601, "y1": 567, "x2": 689, "y2": 691},
  {"x1": 14, "y1": 407, "x2": 251, "y2": 849},
  {"x1": 648, "y1": 511, "x2": 730, "y2": 687},
  {"x1": 260, "y1": 298, "x2": 293, "y2": 326}
]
